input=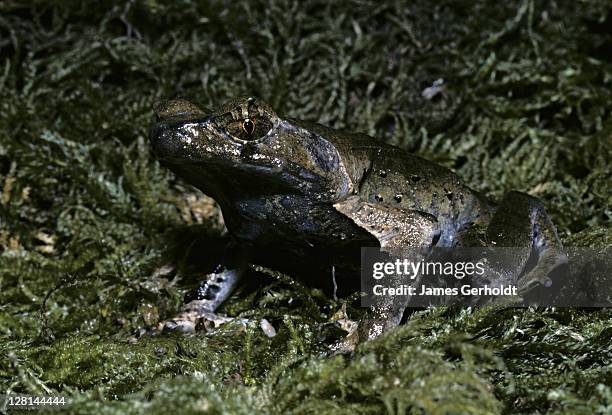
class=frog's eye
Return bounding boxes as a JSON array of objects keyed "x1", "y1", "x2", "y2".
[
  {"x1": 250, "y1": 117, "x2": 272, "y2": 139},
  {"x1": 243, "y1": 119, "x2": 255, "y2": 135},
  {"x1": 215, "y1": 113, "x2": 272, "y2": 142}
]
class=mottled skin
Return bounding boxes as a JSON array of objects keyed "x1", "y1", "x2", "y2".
[{"x1": 149, "y1": 96, "x2": 566, "y2": 346}]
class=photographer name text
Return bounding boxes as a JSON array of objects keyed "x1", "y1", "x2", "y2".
[{"x1": 372, "y1": 284, "x2": 518, "y2": 297}]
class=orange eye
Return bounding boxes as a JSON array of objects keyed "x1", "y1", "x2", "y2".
[{"x1": 243, "y1": 119, "x2": 255, "y2": 135}]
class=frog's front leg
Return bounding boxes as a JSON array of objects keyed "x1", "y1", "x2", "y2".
[
  {"x1": 162, "y1": 249, "x2": 247, "y2": 333},
  {"x1": 482, "y1": 191, "x2": 567, "y2": 296}
]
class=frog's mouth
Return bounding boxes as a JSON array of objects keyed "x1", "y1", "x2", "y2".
[{"x1": 156, "y1": 159, "x2": 330, "y2": 206}]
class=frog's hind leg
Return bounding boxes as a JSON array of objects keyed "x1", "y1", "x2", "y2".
[
  {"x1": 487, "y1": 191, "x2": 568, "y2": 295},
  {"x1": 162, "y1": 263, "x2": 245, "y2": 333},
  {"x1": 332, "y1": 197, "x2": 440, "y2": 353}
]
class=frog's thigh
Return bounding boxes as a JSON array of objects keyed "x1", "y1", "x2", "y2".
[
  {"x1": 163, "y1": 264, "x2": 245, "y2": 333},
  {"x1": 334, "y1": 196, "x2": 439, "y2": 251},
  {"x1": 486, "y1": 191, "x2": 567, "y2": 292},
  {"x1": 335, "y1": 196, "x2": 439, "y2": 341}
]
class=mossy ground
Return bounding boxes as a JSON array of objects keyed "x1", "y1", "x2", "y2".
[{"x1": 0, "y1": 1, "x2": 611, "y2": 414}]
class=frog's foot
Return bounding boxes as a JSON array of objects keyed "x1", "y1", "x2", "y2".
[
  {"x1": 321, "y1": 305, "x2": 359, "y2": 355},
  {"x1": 160, "y1": 299, "x2": 205, "y2": 334},
  {"x1": 161, "y1": 264, "x2": 244, "y2": 334},
  {"x1": 161, "y1": 306, "x2": 238, "y2": 334},
  {"x1": 327, "y1": 305, "x2": 405, "y2": 355},
  {"x1": 200, "y1": 311, "x2": 238, "y2": 331},
  {"x1": 324, "y1": 316, "x2": 360, "y2": 355},
  {"x1": 485, "y1": 191, "x2": 568, "y2": 298},
  {"x1": 162, "y1": 316, "x2": 196, "y2": 334},
  {"x1": 518, "y1": 247, "x2": 568, "y2": 296},
  {"x1": 329, "y1": 329, "x2": 359, "y2": 355}
]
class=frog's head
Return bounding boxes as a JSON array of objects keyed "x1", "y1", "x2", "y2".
[{"x1": 149, "y1": 96, "x2": 355, "y2": 203}]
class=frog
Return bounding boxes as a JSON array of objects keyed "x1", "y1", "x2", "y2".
[{"x1": 149, "y1": 96, "x2": 567, "y2": 346}]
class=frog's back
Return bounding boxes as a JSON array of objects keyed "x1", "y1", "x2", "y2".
[
  {"x1": 290, "y1": 118, "x2": 492, "y2": 246},
  {"x1": 347, "y1": 143, "x2": 492, "y2": 246}
]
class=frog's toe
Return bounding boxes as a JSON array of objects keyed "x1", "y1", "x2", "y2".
[
  {"x1": 519, "y1": 248, "x2": 569, "y2": 297},
  {"x1": 200, "y1": 312, "x2": 236, "y2": 331},
  {"x1": 325, "y1": 318, "x2": 362, "y2": 356},
  {"x1": 328, "y1": 330, "x2": 359, "y2": 356},
  {"x1": 162, "y1": 318, "x2": 196, "y2": 334}
]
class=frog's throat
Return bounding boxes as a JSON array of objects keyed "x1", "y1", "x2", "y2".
[{"x1": 290, "y1": 122, "x2": 356, "y2": 202}]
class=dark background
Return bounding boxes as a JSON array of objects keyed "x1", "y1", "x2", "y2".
[{"x1": 0, "y1": 1, "x2": 610, "y2": 413}]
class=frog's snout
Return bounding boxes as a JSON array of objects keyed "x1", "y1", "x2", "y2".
[
  {"x1": 150, "y1": 99, "x2": 211, "y2": 161},
  {"x1": 149, "y1": 121, "x2": 185, "y2": 161}
]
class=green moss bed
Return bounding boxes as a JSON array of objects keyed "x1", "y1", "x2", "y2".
[{"x1": 0, "y1": 1, "x2": 611, "y2": 414}]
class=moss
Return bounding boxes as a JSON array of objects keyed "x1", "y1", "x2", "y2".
[{"x1": 0, "y1": 0, "x2": 610, "y2": 414}]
